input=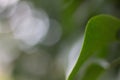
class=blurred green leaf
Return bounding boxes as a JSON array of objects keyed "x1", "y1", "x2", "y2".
[
  {"x1": 63, "y1": 0, "x2": 72, "y2": 3},
  {"x1": 81, "y1": 63, "x2": 105, "y2": 80},
  {"x1": 63, "y1": 0, "x2": 84, "y2": 19},
  {"x1": 61, "y1": 0, "x2": 85, "y2": 39},
  {"x1": 67, "y1": 15, "x2": 120, "y2": 80}
]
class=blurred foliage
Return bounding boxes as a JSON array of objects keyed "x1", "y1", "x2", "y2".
[{"x1": 0, "y1": 0, "x2": 120, "y2": 80}]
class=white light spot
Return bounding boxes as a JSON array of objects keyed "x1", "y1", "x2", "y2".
[
  {"x1": 9, "y1": 2, "x2": 49, "y2": 47},
  {"x1": 0, "y1": 0, "x2": 19, "y2": 8},
  {"x1": 14, "y1": 17, "x2": 49, "y2": 46}
]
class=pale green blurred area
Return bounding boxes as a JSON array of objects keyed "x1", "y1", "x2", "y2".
[{"x1": 0, "y1": 0, "x2": 120, "y2": 80}]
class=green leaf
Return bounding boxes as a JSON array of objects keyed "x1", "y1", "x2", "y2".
[{"x1": 67, "y1": 15, "x2": 120, "y2": 80}]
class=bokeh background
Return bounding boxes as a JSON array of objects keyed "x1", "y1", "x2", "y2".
[{"x1": 0, "y1": 0, "x2": 120, "y2": 80}]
